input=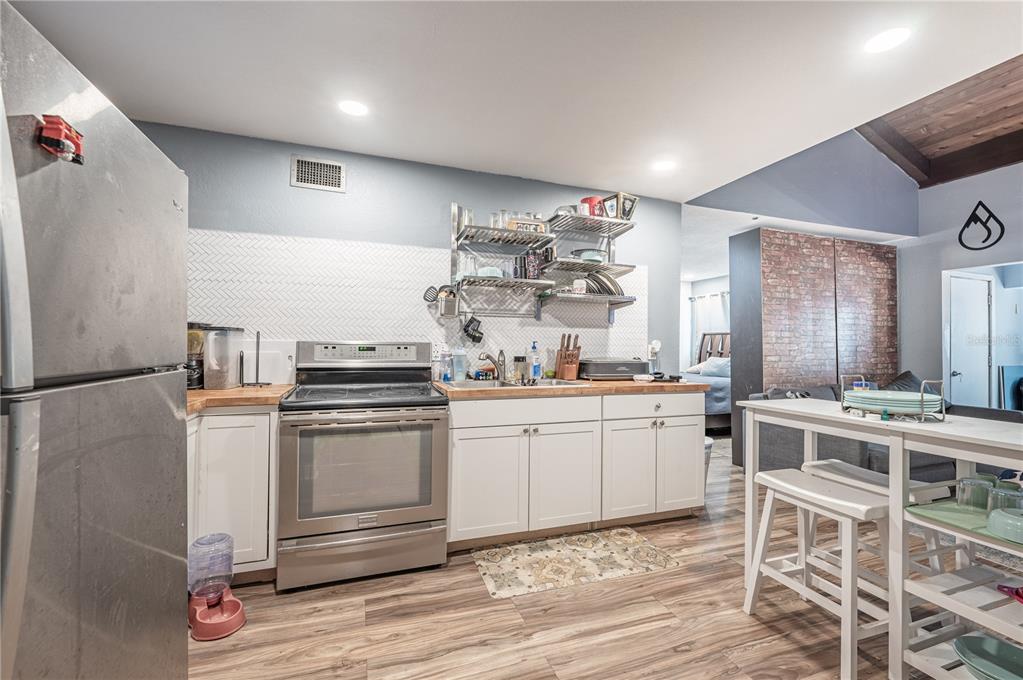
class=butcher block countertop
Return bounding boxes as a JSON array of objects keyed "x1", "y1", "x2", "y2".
[
  {"x1": 186, "y1": 384, "x2": 294, "y2": 415},
  {"x1": 433, "y1": 380, "x2": 709, "y2": 401}
]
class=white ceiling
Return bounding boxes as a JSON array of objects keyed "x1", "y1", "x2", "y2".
[
  {"x1": 13, "y1": 1, "x2": 1022, "y2": 204},
  {"x1": 680, "y1": 205, "x2": 911, "y2": 282}
]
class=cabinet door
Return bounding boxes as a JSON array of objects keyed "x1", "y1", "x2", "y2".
[
  {"x1": 529, "y1": 421, "x2": 601, "y2": 530},
  {"x1": 196, "y1": 414, "x2": 271, "y2": 565},
  {"x1": 602, "y1": 418, "x2": 657, "y2": 520},
  {"x1": 656, "y1": 416, "x2": 705, "y2": 512},
  {"x1": 449, "y1": 425, "x2": 529, "y2": 541},
  {"x1": 186, "y1": 416, "x2": 200, "y2": 546}
]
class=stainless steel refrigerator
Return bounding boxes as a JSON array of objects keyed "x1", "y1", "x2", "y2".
[{"x1": 1, "y1": 3, "x2": 188, "y2": 677}]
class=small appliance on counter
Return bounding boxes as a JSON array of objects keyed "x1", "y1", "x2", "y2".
[
  {"x1": 578, "y1": 357, "x2": 650, "y2": 380},
  {"x1": 186, "y1": 322, "x2": 210, "y2": 389},
  {"x1": 187, "y1": 533, "x2": 246, "y2": 641},
  {"x1": 202, "y1": 325, "x2": 244, "y2": 390}
]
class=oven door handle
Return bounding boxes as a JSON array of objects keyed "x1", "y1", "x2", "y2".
[{"x1": 278, "y1": 524, "x2": 446, "y2": 554}]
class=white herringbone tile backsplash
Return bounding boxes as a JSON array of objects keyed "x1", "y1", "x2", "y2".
[{"x1": 188, "y1": 229, "x2": 648, "y2": 371}]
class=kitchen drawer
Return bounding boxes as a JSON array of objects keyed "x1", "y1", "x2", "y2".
[
  {"x1": 602, "y1": 393, "x2": 703, "y2": 420},
  {"x1": 449, "y1": 396, "x2": 601, "y2": 429}
]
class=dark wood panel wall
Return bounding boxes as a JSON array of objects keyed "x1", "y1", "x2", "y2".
[
  {"x1": 729, "y1": 228, "x2": 898, "y2": 466},
  {"x1": 760, "y1": 230, "x2": 838, "y2": 389},
  {"x1": 834, "y1": 239, "x2": 899, "y2": 386}
]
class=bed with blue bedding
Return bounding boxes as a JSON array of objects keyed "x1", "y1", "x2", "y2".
[
  {"x1": 686, "y1": 332, "x2": 732, "y2": 430},
  {"x1": 680, "y1": 372, "x2": 731, "y2": 416}
]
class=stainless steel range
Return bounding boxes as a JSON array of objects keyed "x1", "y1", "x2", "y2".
[{"x1": 276, "y1": 341, "x2": 448, "y2": 590}]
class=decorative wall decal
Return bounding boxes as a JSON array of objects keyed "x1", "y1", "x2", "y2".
[{"x1": 959, "y1": 200, "x2": 1005, "y2": 251}]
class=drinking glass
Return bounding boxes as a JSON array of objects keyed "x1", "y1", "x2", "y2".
[{"x1": 957, "y1": 478, "x2": 994, "y2": 511}]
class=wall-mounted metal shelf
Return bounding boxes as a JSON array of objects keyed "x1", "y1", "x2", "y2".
[
  {"x1": 545, "y1": 213, "x2": 635, "y2": 239},
  {"x1": 540, "y1": 258, "x2": 635, "y2": 278},
  {"x1": 535, "y1": 291, "x2": 637, "y2": 323},
  {"x1": 456, "y1": 224, "x2": 554, "y2": 254},
  {"x1": 458, "y1": 276, "x2": 555, "y2": 292}
]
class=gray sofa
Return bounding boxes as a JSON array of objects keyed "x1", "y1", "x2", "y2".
[{"x1": 749, "y1": 382, "x2": 1018, "y2": 481}]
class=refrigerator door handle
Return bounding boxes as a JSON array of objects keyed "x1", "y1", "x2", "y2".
[
  {"x1": 0, "y1": 90, "x2": 35, "y2": 392},
  {"x1": 1, "y1": 396, "x2": 41, "y2": 679}
]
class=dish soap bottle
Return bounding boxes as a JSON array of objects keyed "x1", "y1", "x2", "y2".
[{"x1": 529, "y1": 341, "x2": 542, "y2": 380}]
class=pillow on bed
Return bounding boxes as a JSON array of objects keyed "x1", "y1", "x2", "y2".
[
  {"x1": 701, "y1": 357, "x2": 731, "y2": 377},
  {"x1": 685, "y1": 360, "x2": 707, "y2": 373}
]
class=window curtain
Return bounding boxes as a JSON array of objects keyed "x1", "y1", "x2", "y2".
[{"x1": 690, "y1": 293, "x2": 730, "y2": 365}]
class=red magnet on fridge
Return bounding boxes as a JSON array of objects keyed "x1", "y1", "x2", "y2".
[{"x1": 37, "y1": 114, "x2": 84, "y2": 164}]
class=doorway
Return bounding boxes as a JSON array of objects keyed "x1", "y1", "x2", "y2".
[{"x1": 943, "y1": 271, "x2": 993, "y2": 407}]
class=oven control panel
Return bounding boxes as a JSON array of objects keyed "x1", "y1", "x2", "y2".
[{"x1": 312, "y1": 343, "x2": 420, "y2": 362}]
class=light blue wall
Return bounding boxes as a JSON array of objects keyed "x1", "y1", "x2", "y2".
[
  {"x1": 900, "y1": 161, "x2": 1023, "y2": 382},
  {"x1": 687, "y1": 130, "x2": 919, "y2": 236},
  {"x1": 137, "y1": 122, "x2": 685, "y2": 372},
  {"x1": 999, "y1": 263, "x2": 1023, "y2": 289}
]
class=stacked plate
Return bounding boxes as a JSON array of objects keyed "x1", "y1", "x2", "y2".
[
  {"x1": 585, "y1": 272, "x2": 623, "y2": 296},
  {"x1": 842, "y1": 389, "x2": 943, "y2": 415},
  {"x1": 953, "y1": 634, "x2": 1023, "y2": 680}
]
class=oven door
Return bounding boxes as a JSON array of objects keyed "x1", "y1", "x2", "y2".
[{"x1": 278, "y1": 407, "x2": 448, "y2": 539}]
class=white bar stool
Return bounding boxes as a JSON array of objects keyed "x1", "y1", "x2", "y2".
[
  {"x1": 801, "y1": 459, "x2": 955, "y2": 574},
  {"x1": 744, "y1": 469, "x2": 889, "y2": 680}
]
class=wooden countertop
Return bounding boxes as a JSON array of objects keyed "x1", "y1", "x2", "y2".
[
  {"x1": 433, "y1": 380, "x2": 709, "y2": 401},
  {"x1": 187, "y1": 384, "x2": 294, "y2": 415}
]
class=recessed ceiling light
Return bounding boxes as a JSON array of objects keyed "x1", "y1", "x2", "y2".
[
  {"x1": 338, "y1": 100, "x2": 369, "y2": 117},
  {"x1": 651, "y1": 159, "x2": 677, "y2": 172},
  {"x1": 863, "y1": 27, "x2": 910, "y2": 54}
]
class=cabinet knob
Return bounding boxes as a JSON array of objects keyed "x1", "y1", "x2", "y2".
[
  {"x1": 651, "y1": 419, "x2": 657, "y2": 428},
  {"x1": 654, "y1": 402, "x2": 662, "y2": 411},
  {"x1": 659, "y1": 420, "x2": 665, "y2": 428},
  {"x1": 532, "y1": 427, "x2": 539, "y2": 434},
  {"x1": 522, "y1": 427, "x2": 530, "y2": 434}
]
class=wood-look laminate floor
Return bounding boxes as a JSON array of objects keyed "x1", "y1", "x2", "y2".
[{"x1": 189, "y1": 443, "x2": 922, "y2": 680}]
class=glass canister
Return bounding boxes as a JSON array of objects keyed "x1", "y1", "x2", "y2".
[
  {"x1": 957, "y1": 478, "x2": 994, "y2": 512},
  {"x1": 202, "y1": 326, "x2": 244, "y2": 390},
  {"x1": 988, "y1": 488, "x2": 1023, "y2": 515}
]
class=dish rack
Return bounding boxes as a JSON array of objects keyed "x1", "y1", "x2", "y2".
[
  {"x1": 448, "y1": 202, "x2": 639, "y2": 323},
  {"x1": 840, "y1": 374, "x2": 947, "y2": 423}
]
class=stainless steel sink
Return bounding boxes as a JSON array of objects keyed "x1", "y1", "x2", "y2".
[
  {"x1": 441, "y1": 379, "x2": 588, "y2": 389},
  {"x1": 443, "y1": 380, "x2": 509, "y2": 389}
]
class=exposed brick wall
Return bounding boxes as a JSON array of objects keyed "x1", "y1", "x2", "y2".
[
  {"x1": 760, "y1": 229, "x2": 838, "y2": 389},
  {"x1": 835, "y1": 239, "x2": 899, "y2": 386}
]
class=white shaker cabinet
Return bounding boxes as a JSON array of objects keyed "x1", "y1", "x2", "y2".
[
  {"x1": 656, "y1": 416, "x2": 705, "y2": 512},
  {"x1": 529, "y1": 421, "x2": 601, "y2": 530},
  {"x1": 449, "y1": 425, "x2": 530, "y2": 541},
  {"x1": 194, "y1": 413, "x2": 273, "y2": 567},
  {"x1": 602, "y1": 418, "x2": 658, "y2": 519},
  {"x1": 186, "y1": 415, "x2": 200, "y2": 546}
]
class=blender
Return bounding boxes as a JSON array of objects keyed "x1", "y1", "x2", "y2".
[{"x1": 187, "y1": 533, "x2": 246, "y2": 641}]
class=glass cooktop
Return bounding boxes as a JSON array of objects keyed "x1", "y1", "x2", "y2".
[{"x1": 280, "y1": 382, "x2": 448, "y2": 411}]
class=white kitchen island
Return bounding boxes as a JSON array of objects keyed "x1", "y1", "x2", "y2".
[{"x1": 736, "y1": 397, "x2": 1023, "y2": 680}]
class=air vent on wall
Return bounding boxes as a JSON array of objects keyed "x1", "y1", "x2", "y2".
[{"x1": 290, "y1": 155, "x2": 346, "y2": 193}]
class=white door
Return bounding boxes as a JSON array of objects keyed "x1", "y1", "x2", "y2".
[
  {"x1": 949, "y1": 275, "x2": 992, "y2": 407},
  {"x1": 449, "y1": 425, "x2": 530, "y2": 541},
  {"x1": 196, "y1": 414, "x2": 272, "y2": 565},
  {"x1": 602, "y1": 418, "x2": 658, "y2": 520},
  {"x1": 529, "y1": 421, "x2": 601, "y2": 530},
  {"x1": 656, "y1": 416, "x2": 705, "y2": 512}
]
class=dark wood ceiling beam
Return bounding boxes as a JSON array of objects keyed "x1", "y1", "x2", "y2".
[
  {"x1": 922, "y1": 127, "x2": 1023, "y2": 188},
  {"x1": 856, "y1": 118, "x2": 932, "y2": 184}
]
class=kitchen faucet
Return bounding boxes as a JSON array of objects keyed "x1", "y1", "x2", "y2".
[{"x1": 478, "y1": 350, "x2": 506, "y2": 381}]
